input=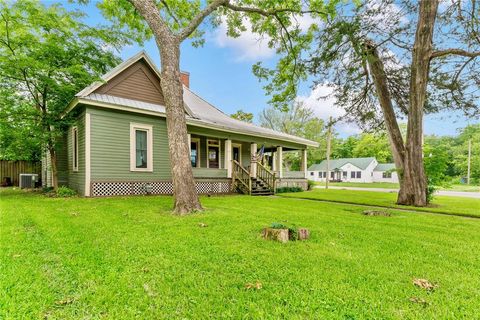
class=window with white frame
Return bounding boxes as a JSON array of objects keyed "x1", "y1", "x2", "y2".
[
  {"x1": 190, "y1": 137, "x2": 200, "y2": 168},
  {"x1": 72, "y1": 126, "x2": 78, "y2": 172},
  {"x1": 130, "y1": 123, "x2": 153, "y2": 171}
]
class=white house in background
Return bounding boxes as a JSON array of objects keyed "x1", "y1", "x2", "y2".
[{"x1": 307, "y1": 157, "x2": 399, "y2": 183}]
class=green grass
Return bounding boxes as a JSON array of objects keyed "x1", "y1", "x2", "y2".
[
  {"x1": 282, "y1": 188, "x2": 480, "y2": 217},
  {"x1": 315, "y1": 182, "x2": 480, "y2": 192},
  {"x1": 2, "y1": 188, "x2": 480, "y2": 319}
]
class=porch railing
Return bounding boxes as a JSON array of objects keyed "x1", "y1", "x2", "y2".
[
  {"x1": 232, "y1": 160, "x2": 251, "y2": 195},
  {"x1": 257, "y1": 162, "x2": 276, "y2": 193}
]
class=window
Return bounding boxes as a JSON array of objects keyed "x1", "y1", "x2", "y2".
[
  {"x1": 72, "y1": 126, "x2": 78, "y2": 171},
  {"x1": 383, "y1": 172, "x2": 392, "y2": 178},
  {"x1": 130, "y1": 123, "x2": 153, "y2": 171},
  {"x1": 351, "y1": 171, "x2": 355, "y2": 178},
  {"x1": 330, "y1": 171, "x2": 334, "y2": 178},
  {"x1": 190, "y1": 138, "x2": 200, "y2": 168},
  {"x1": 323, "y1": 172, "x2": 327, "y2": 178},
  {"x1": 343, "y1": 171, "x2": 347, "y2": 178},
  {"x1": 317, "y1": 171, "x2": 321, "y2": 177},
  {"x1": 311, "y1": 172, "x2": 314, "y2": 176},
  {"x1": 356, "y1": 171, "x2": 362, "y2": 178},
  {"x1": 207, "y1": 139, "x2": 220, "y2": 169}
]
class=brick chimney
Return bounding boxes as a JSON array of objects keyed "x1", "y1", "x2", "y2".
[{"x1": 180, "y1": 71, "x2": 190, "y2": 88}]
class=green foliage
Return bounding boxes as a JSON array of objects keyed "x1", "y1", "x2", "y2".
[
  {"x1": 307, "y1": 179, "x2": 315, "y2": 190},
  {"x1": 0, "y1": 0, "x2": 131, "y2": 161},
  {"x1": 55, "y1": 186, "x2": 77, "y2": 198},
  {"x1": 230, "y1": 109, "x2": 253, "y2": 123},
  {"x1": 276, "y1": 186, "x2": 303, "y2": 193},
  {"x1": 426, "y1": 179, "x2": 436, "y2": 205},
  {"x1": 270, "y1": 222, "x2": 299, "y2": 240}
]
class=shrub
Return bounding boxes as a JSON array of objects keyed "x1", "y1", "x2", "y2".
[
  {"x1": 42, "y1": 186, "x2": 54, "y2": 193},
  {"x1": 56, "y1": 186, "x2": 77, "y2": 197},
  {"x1": 307, "y1": 180, "x2": 315, "y2": 191},
  {"x1": 276, "y1": 186, "x2": 303, "y2": 193},
  {"x1": 426, "y1": 178, "x2": 436, "y2": 204}
]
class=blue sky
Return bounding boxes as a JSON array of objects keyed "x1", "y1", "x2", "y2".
[{"x1": 64, "y1": 1, "x2": 476, "y2": 137}]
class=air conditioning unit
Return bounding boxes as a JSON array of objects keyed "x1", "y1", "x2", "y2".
[{"x1": 19, "y1": 174, "x2": 38, "y2": 189}]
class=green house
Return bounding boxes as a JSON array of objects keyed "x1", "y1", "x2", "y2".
[{"x1": 43, "y1": 52, "x2": 318, "y2": 197}]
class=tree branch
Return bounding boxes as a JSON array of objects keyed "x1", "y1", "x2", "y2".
[
  {"x1": 431, "y1": 48, "x2": 480, "y2": 59},
  {"x1": 178, "y1": 0, "x2": 228, "y2": 41}
]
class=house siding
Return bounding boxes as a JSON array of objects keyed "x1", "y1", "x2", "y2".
[
  {"x1": 88, "y1": 106, "x2": 171, "y2": 182},
  {"x1": 67, "y1": 110, "x2": 86, "y2": 195}
]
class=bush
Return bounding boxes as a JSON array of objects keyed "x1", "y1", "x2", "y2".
[
  {"x1": 307, "y1": 180, "x2": 315, "y2": 191},
  {"x1": 426, "y1": 178, "x2": 436, "y2": 204},
  {"x1": 42, "y1": 186, "x2": 54, "y2": 193},
  {"x1": 56, "y1": 186, "x2": 77, "y2": 197},
  {"x1": 276, "y1": 186, "x2": 303, "y2": 193}
]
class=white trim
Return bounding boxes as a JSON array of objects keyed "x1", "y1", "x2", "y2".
[
  {"x1": 85, "y1": 113, "x2": 91, "y2": 196},
  {"x1": 277, "y1": 146, "x2": 283, "y2": 179},
  {"x1": 225, "y1": 140, "x2": 232, "y2": 178},
  {"x1": 130, "y1": 123, "x2": 153, "y2": 172},
  {"x1": 190, "y1": 137, "x2": 201, "y2": 168},
  {"x1": 72, "y1": 126, "x2": 79, "y2": 172},
  {"x1": 250, "y1": 143, "x2": 257, "y2": 178},
  {"x1": 206, "y1": 139, "x2": 221, "y2": 169}
]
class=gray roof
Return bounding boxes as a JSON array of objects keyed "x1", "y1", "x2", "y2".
[
  {"x1": 308, "y1": 157, "x2": 376, "y2": 171},
  {"x1": 374, "y1": 163, "x2": 396, "y2": 172},
  {"x1": 71, "y1": 52, "x2": 318, "y2": 148}
]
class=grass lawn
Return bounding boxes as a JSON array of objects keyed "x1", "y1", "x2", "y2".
[
  {"x1": 281, "y1": 189, "x2": 480, "y2": 217},
  {"x1": 315, "y1": 182, "x2": 480, "y2": 192},
  {"x1": 2, "y1": 188, "x2": 480, "y2": 319}
]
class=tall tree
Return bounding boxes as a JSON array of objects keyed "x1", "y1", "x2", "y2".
[
  {"x1": 97, "y1": 0, "x2": 336, "y2": 214},
  {"x1": 253, "y1": 0, "x2": 480, "y2": 206},
  {"x1": 0, "y1": 0, "x2": 129, "y2": 188},
  {"x1": 260, "y1": 102, "x2": 327, "y2": 169}
]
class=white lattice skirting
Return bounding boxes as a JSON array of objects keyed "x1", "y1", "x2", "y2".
[{"x1": 91, "y1": 181, "x2": 231, "y2": 197}]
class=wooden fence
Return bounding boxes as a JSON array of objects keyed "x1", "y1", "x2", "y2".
[{"x1": 0, "y1": 160, "x2": 42, "y2": 187}]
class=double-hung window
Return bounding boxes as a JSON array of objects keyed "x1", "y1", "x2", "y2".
[
  {"x1": 72, "y1": 126, "x2": 78, "y2": 172},
  {"x1": 130, "y1": 123, "x2": 153, "y2": 172},
  {"x1": 356, "y1": 171, "x2": 362, "y2": 178}
]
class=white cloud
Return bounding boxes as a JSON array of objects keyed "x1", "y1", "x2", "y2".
[
  {"x1": 297, "y1": 84, "x2": 361, "y2": 136},
  {"x1": 212, "y1": 20, "x2": 275, "y2": 62}
]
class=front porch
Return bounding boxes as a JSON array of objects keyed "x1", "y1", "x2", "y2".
[{"x1": 188, "y1": 133, "x2": 309, "y2": 194}]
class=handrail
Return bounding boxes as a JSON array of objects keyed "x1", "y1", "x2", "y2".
[
  {"x1": 256, "y1": 162, "x2": 276, "y2": 193},
  {"x1": 232, "y1": 160, "x2": 251, "y2": 194}
]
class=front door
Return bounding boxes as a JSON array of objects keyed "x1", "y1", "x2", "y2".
[
  {"x1": 208, "y1": 146, "x2": 219, "y2": 168},
  {"x1": 232, "y1": 146, "x2": 240, "y2": 163}
]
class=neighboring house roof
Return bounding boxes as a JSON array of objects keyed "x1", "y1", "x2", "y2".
[
  {"x1": 308, "y1": 157, "x2": 376, "y2": 171},
  {"x1": 374, "y1": 163, "x2": 396, "y2": 171},
  {"x1": 68, "y1": 51, "x2": 318, "y2": 148}
]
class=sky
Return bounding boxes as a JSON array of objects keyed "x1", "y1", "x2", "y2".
[{"x1": 63, "y1": 1, "x2": 477, "y2": 138}]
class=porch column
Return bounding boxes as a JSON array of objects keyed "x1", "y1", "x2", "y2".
[
  {"x1": 250, "y1": 143, "x2": 257, "y2": 178},
  {"x1": 187, "y1": 134, "x2": 191, "y2": 152},
  {"x1": 272, "y1": 151, "x2": 277, "y2": 171},
  {"x1": 225, "y1": 139, "x2": 232, "y2": 178},
  {"x1": 276, "y1": 146, "x2": 283, "y2": 178},
  {"x1": 300, "y1": 149, "x2": 307, "y2": 178}
]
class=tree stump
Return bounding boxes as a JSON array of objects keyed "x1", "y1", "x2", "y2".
[
  {"x1": 297, "y1": 228, "x2": 310, "y2": 240},
  {"x1": 262, "y1": 228, "x2": 289, "y2": 243}
]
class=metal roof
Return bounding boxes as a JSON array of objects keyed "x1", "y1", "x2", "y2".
[
  {"x1": 72, "y1": 52, "x2": 318, "y2": 148},
  {"x1": 374, "y1": 163, "x2": 396, "y2": 171},
  {"x1": 308, "y1": 157, "x2": 376, "y2": 171}
]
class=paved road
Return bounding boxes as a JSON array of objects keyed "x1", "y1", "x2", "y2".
[{"x1": 315, "y1": 186, "x2": 480, "y2": 199}]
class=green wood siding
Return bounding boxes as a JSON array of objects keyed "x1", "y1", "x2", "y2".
[
  {"x1": 192, "y1": 168, "x2": 227, "y2": 178},
  {"x1": 88, "y1": 107, "x2": 171, "y2": 181},
  {"x1": 67, "y1": 110, "x2": 85, "y2": 195},
  {"x1": 56, "y1": 134, "x2": 69, "y2": 186}
]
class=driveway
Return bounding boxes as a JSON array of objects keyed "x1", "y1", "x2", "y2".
[{"x1": 316, "y1": 186, "x2": 480, "y2": 199}]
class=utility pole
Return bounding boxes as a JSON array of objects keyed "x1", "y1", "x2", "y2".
[
  {"x1": 467, "y1": 139, "x2": 471, "y2": 185},
  {"x1": 325, "y1": 117, "x2": 333, "y2": 190}
]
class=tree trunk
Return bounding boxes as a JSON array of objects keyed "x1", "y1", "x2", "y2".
[
  {"x1": 363, "y1": 40, "x2": 408, "y2": 201},
  {"x1": 399, "y1": 0, "x2": 439, "y2": 206},
  {"x1": 129, "y1": 0, "x2": 203, "y2": 214},
  {"x1": 159, "y1": 37, "x2": 203, "y2": 214},
  {"x1": 48, "y1": 145, "x2": 58, "y2": 189}
]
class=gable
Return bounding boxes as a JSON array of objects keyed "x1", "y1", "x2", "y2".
[{"x1": 95, "y1": 59, "x2": 165, "y2": 105}]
